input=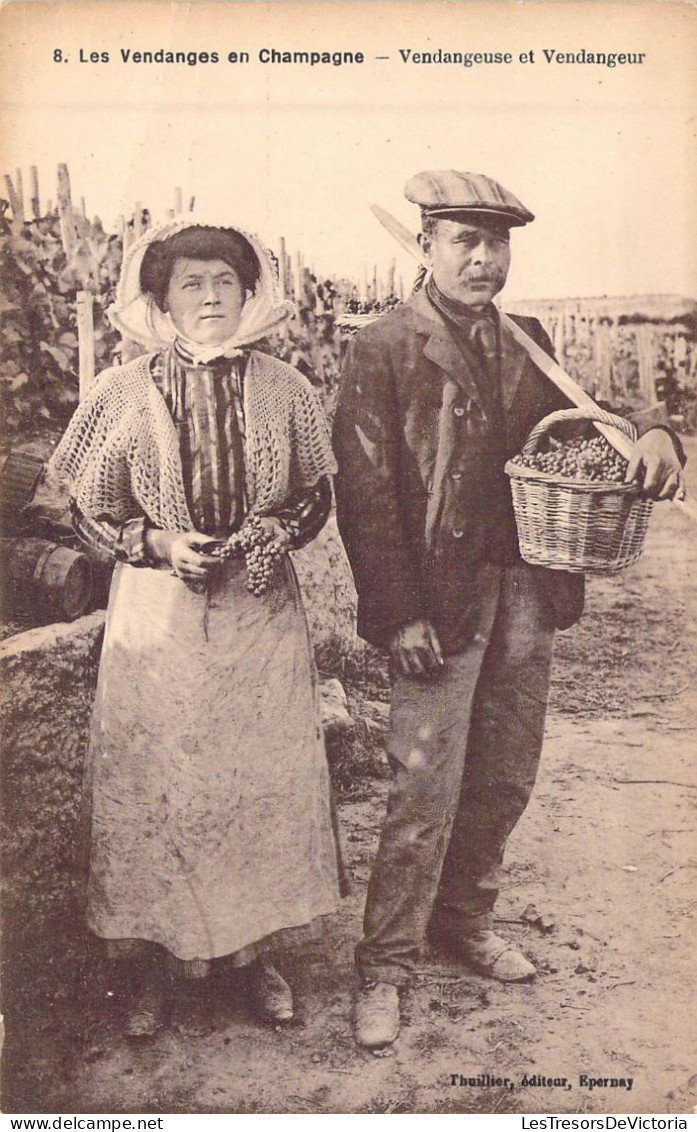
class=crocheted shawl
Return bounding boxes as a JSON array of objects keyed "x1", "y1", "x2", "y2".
[{"x1": 49, "y1": 349, "x2": 337, "y2": 531}]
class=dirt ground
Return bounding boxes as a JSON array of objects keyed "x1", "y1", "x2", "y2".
[{"x1": 2, "y1": 441, "x2": 696, "y2": 1116}]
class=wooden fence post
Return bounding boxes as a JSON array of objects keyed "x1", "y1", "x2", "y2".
[
  {"x1": 133, "y1": 201, "x2": 144, "y2": 239},
  {"x1": 15, "y1": 168, "x2": 24, "y2": 217},
  {"x1": 57, "y1": 163, "x2": 77, "y2": 256},
  {"x1": 3, "y1": 173, "x2": 25, "y2": 226},
  {"x1": 30, "y1": 166, "x2": 40, "y2": 219},
  {"x1": 387, "y1": 258, "x2": 396, "y2": 297},
  {"x1": 76, "y1": 291, "x2": 95, "y2": 400},
  {"x1": 635, "y1": 323, "x2": 657, "y2": 403},
  {"x1": 592, "y1": 319, "x2": 613, "y2": 400},
  {"x1": 116, "y1": 213, "x2": 144, "y2": 363},
  {"x1": 279, "y1": 237, "x2": 287, "y2": 297}
]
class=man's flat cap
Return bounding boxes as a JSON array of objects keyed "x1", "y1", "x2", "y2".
[{"x1": 405, "y1": 170, "x2": 534, "y2": 227}]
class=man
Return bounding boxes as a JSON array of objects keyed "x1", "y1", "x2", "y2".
[{"x1": 332, "y1": 170, "x2": 686, "y2": 1050}]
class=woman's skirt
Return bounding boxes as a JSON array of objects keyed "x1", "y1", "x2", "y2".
[{"x1": 82, "y1": 555, "x2": 342, "y2": 962}]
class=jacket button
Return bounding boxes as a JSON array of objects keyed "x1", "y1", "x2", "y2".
[
  {"x1": 453, "y1": 406, "x2": 465, "y2": 417},
  {"x1": 452, "y1": 528, "x2": 464, "y2": 539}
]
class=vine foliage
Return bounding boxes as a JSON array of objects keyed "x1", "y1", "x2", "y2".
[{"x1": 0, "y1": 209, "x2": 122, "y2": 440}]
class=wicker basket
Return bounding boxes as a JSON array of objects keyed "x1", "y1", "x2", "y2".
[{"x1": 505, "y1": 407, "x2": 653, "y2": 575}]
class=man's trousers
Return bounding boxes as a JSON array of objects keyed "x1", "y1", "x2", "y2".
[{"x1": 355, "y1": 562, "x2": 556, "y2": 987}]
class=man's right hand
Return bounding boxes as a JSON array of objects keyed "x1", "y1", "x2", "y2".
[{"x1": 389, "y1": 619, "x2": 445, "y2": 678}]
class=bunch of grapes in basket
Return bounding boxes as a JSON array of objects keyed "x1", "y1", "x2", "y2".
[
  {"x1": 510, "y1": 435, "x2": 628, "y2": 484},
  {"x1": 211, "y1": 516, "x2": 285, "y2": 596}
]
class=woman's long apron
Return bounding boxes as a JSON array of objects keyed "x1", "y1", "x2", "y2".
[{"x1": 83, "y1": 555, "x2": 341, "y2": 962}]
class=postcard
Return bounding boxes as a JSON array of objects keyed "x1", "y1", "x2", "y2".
[{"x1": 0, "y1": 0, "x2": 695, "y2": 1118}]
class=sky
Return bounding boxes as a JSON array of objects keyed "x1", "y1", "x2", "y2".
[{"x1": 1, "y1": 0, "x2": 695, "y2": 301}]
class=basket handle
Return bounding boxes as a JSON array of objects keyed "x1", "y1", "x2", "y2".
[{"x1": 522, "y1": 407, "x2": 637, "y2": 458}]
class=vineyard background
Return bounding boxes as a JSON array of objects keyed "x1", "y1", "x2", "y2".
[{"x1": 2, "y1": 163, "x2": 697, "y2": 450}]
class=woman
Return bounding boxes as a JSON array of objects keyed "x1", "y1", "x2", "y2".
[{"x1": 49, "y1": 217, "x2": 343, "y2": 1035}]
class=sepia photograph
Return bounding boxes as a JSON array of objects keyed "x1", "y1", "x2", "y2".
[{"x1": 0, "y1": 0, "x2": 695, "y2": 1117}]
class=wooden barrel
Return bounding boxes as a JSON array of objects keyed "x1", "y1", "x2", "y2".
[{"x1": 1, "y1": 537, "x2": 93, "y2": 622}]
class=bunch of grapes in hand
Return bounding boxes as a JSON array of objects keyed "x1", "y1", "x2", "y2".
[{"x1": 210, "y1": 515, "x2": 286, "y2": 595}]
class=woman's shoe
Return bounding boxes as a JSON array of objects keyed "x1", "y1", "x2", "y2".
[
  {"x1": 123, "y1": 984, "x2": 167, "y2": 1037},
  {"x1": 248, "y1": 959, "x2": 294, "y2": 1022},
  {"x1": 121, "y1": 960, "x2": 170, "y2": 1037}
]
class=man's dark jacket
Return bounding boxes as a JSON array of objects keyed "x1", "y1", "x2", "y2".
[{"x1": 332, "y1": 290, "x2": 585, "y2": 655}]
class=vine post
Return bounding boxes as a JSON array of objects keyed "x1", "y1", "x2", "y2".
[
  {"x1": 76, "y1": 292, "x2": 95, "y2": 401},
  {"x1": 57, "y1": 163, "x2": 77, "y2": 257},
  {"x1": 30, "y1": 166, "x2": 40, "y2": 220}
]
